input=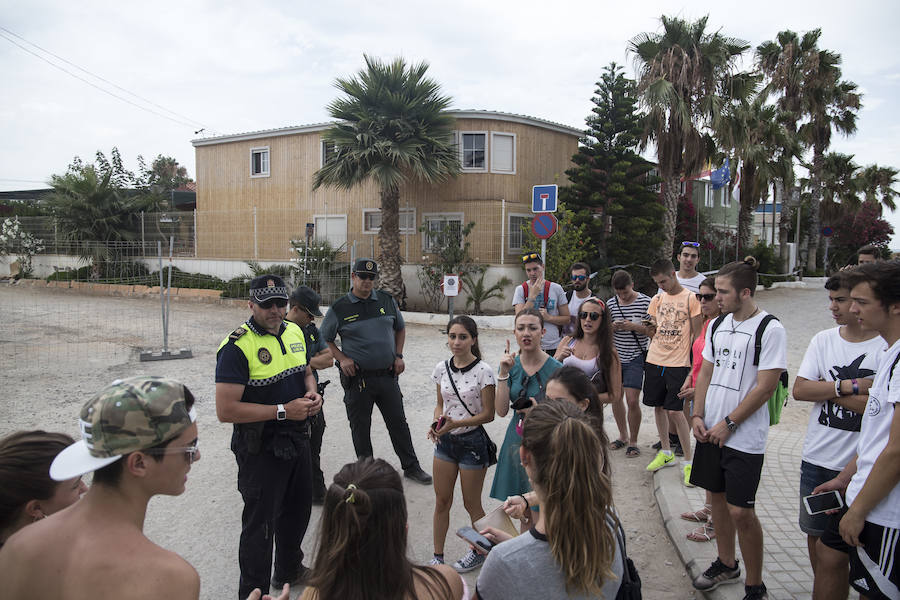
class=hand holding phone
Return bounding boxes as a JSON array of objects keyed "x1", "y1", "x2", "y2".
[
  {"x1": 456, "y1": 526, "x2": 493, "y2": 552},
  {"x1": 432, "y1": 416, "x2": 447, "y2": 431},
  {"x1": 803, "y1": 490, "x2": 843, "y2": 515}
]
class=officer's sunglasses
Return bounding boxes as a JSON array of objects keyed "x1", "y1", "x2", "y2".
[
  {"x1": 144, "y1": 440, "x2": 200, "y2": 463},
  {"x1": 257, "y1": 298, "x2": 288, "y2": 309},
  {"x1": 354, "y1": 272, "x2": 376, "y2": 280}
]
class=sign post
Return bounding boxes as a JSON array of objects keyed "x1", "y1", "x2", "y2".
[
  {"x1": 530, "y1": 212, "x2": 558, "y2": 266},
  {"x1": 443, "y1": 274, "x2": 459, "y2": 321},
  {"x1": 532, "y1": 185, "x2": 558, "y2": 264}
]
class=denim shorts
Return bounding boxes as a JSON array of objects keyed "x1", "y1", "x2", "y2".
[
  {"x1": 621, "y1": 354, "x2": 645, "y2": 390},
  {"x1": 799, "y1": 460, "x2": 841, "y2": 536},
  {"x1": 434, "y1": 428, "x2": 492, "y2": 470}
]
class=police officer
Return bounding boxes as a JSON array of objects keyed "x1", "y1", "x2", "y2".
[
  {"x1": 215, "y1": 274, "x2": 322, "y2": 599},
  {"x1": 285, "y1": 285, "x2": 332, "y2": 504},
  {"x1": 320, "y1": 258, "x2": 432, "y2": 484}
]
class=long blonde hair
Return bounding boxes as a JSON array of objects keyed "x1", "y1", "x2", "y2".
[{"x1": 521, "y1": 400, "x2": 616, "y2": 595}]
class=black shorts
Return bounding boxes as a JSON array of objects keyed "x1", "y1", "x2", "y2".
[
  {"x1": 690, "y1": 442, "x2": 764, "y2": 509},
  {"x1": 642, "y1": 363, "x2": 690, "y2": 411},
  {"x1": 821, "y1": 508, "x2": 900, "y2": 599}
]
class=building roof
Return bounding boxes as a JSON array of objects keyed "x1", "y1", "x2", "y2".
[{"x1": 191, "y1": 109, "x2": 583, "y2": 147}]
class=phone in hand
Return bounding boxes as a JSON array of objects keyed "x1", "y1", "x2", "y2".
[
  {"x1": 803, "y1": 490, "x2": 843, "y2": 515},
  {"x1": 431, "y1": 416, "x2": 447, "y2": 431},
  {"x1": 456, "y1": 526, "x2": 493, "y2": 552},
  {"x1": 510, "y1": 393, "x2": 534, "y2": 412}
]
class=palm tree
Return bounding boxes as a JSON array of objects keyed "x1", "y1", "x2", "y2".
[
  {"x1": 628, "y1": 15, "x2": 750, "y2": 258},
  {"x1": 313, "y1": 55, "x2": 460, "y2": 300},
  {"x1": 857, "y1": 165, "x2": 898, "y2": 213}
]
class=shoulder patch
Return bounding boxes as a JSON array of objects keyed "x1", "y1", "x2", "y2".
[{"x1": 229, "y1": 327, "x2": 246, "y2": 340}]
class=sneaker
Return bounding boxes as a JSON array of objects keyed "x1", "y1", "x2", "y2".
[
  {"x1": 692, "y1": 557, "x2": 741, "y2": 591},
  {"x1": 652, "y1": 440, "x2": 662, "y2": 450},
  {"x1": 429, "y1": 556, "x2": 445, "y2": 566},
  {"x1": 673, "y1": 443, "x2": 684, "y2": 457},
  {"x1": 404, "y1": 465, "x2": 433, "y2": 485},
  {"x1": 646, "y1": 450, "x2": 676, "y2": 472},
  {"x1": 452, "y1": 548, "x2": 486, "y2": 573},
  {"x1": 683, "y1": 463, "x2": 694, "y2": 487},
  {"x1": 271, "y1": 565, "x2": 310, "y2": 589},
  {"x1": 743, "y1": 583, "x2": 768, "y2": 600}
]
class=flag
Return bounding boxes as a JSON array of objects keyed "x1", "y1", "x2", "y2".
[{"x1": 710, "y1": 158, "x2": 730, "y2": 190}]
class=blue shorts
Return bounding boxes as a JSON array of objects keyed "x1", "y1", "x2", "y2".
[
  {"x1": 799, "y1": 460, "x2": 841, "y2": 537},
  {"x1": 621, "y1": 354, "x2": 645, "y2": 390},
  {"x1": 434, "y1": 428, "x2": 491, "y2": 470}
]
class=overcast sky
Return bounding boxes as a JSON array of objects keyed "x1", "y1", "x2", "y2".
[{"x1": 2, "y1": 0, "x2": 899, "y2": 245}]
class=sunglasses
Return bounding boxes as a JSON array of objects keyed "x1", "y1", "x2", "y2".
[
  {"x1": 681, "y1": 241, "x2": 701, "y2": 248},
  {"x1": 571, "y1": 274, "x2": 587, "y2": 281},
  {"x1": 144, "y1": 440, "x2": 200, "y2": 463},
  {"x1": 695, "y1": 293, "x2": 716, "y2": 302},
  {"x1": 257, "y1": 298, "x2": 288, "y2": 309},
  {"x1": 354, "y1": 272, "x2": 376, "y2": 280},
  {"x1": 579, "y1": 311, "x2": 602, "y2": 321},
  {"x1": 521, "y1": 253, "x2": 541, "y2": 262}
]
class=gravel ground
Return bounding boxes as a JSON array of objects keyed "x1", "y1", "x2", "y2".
[{"x1": 0, "y1": 283, "x2": 832, "y2": 599}]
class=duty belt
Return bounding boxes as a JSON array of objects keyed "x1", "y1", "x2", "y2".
[{"x1": 357, "y1": 368, "x2": 394, "y2": 377}]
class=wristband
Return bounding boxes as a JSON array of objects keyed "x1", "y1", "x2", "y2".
[
  {"x1": 690, "y1": 414, "x2": 705, "y2": 421},
  {"x1": 835, "y1": 380, "x2": 843, "y2": 397},
  {"x1": 851, "y1": 379, "x2": 859, "y2": 395},
  {"x1": 518, "y1": 493, "x2": 530, "y2": 511},
  {"x1": 496, "y1": 375, "x2": 510, "y2": 381}
]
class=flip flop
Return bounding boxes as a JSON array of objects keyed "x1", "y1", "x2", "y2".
[
  {"x1": 625, "y1": 446, "x2": 640, "y2": 458},
  {"x1": 609, "y1": 439, "x2": 627, "y2": 450},
  {"x1": 680, "y1": 504, "x2": 711, "y2": 522},
  {"x1": 686, "y1": 523, "x2": 716, "y2": 542}
]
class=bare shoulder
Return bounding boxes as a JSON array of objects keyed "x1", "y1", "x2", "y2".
[
  {"x1": 433, "y1": 564, "x2": 465, "y2": 598},
  {"x1": 137, "y1": 548, "x2": 200, "y2": 600}
]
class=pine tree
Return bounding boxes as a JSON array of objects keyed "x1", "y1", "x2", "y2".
[{"x1": 561, "y1": 62, "x2": 664, "y2": 274}]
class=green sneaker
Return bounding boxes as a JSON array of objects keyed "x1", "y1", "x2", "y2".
[
  {"x1": 646, "y1": 450, "x2": 676, "y2": 472},
  {"x1": 684, "y1": 463, "x2": 695, "y2": 487}
]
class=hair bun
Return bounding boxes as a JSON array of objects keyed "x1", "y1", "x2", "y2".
[{"x1": 743, "y1": 256, "x2": 759, "y2": 270}]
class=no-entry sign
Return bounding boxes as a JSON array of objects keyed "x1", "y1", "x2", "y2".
[{"x1": 531, "y1": 212, "x2": 558, "y2": 239}]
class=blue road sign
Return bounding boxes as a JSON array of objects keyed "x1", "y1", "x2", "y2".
[
  {"x1": 532, "y1": 184, "x2": 558, "y2": 213},
  {"x1": 531, "y1": 212, "x2": 558, "y2": 239}
]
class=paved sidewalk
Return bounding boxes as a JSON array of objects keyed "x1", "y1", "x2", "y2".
[{"x1": 654, "y1": 427, "x2": 860, "y2": 600}]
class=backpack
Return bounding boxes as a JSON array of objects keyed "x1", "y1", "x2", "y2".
[
  {"x1": 709, "y1": 313, "x2": 789, "y2": 426},
  {"x1": 521, "y1": 280, "x2": 552, "y2": 309}
]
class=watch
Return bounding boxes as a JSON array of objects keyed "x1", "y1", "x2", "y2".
[
  {"x1": 395, "y1": 353, "x2": 404, "y2": 359},
  {"x1": 724, "y1": 415, "x2": 737, "y2": 433},
  {"x1": 276, "y1": 404, "x2": 287, "y2": 421}
]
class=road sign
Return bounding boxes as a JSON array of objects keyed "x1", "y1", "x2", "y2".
[
  {"x1": 443, "y1": 274, "x2": 459, "y2": 297},
  {"x1": 531, "y1": 213, "x2": 558, "y2": 239},
  {"x1": 822, "y1": 226, "x2": 834, "y2": 238},
  {"x1": 532, "y1": 184, "x2": 558, "y2": 213}
]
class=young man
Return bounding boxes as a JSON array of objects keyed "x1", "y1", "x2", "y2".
[
  {"x1": 793, "y1": 272, "x2": 884, "y2": 584},
  {"x1": 0, "y1": 376, "x2": 287, "y2": 600},
  {"x1": 658, "y1": 241, "x2": 706, "y2": 295},
  {"x1": 643, "y1": 259, "x2": 702, "y2": 478},
  {"x1": 814, "y1": 261, "x2": 900, "y2": 600},
  {"x1": 690, "y1": 258, "x2": 787, "y2": 600},
  {"x1": 564, "y1": 262, "x2": 593, "y2": 334},
  {"x1": 512, "y1": 252, "x2": 570, "y2": 355},
  {"x1": 607, "y1": 269, "x2": 652, "y2": 455},
  {"x1": 857, "y1": 244, "x2": 879, "y2": 266}
]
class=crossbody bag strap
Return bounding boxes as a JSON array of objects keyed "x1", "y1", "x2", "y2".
[
  {"x1": 615, "y1": 299, "x2": 647, "y2": 355},
  {"x1": 444, "y1": 360, "x2": 477, "y2": 417},
  {"x1": 606, "y1": 513, "x2": 632, "y2": 586}
]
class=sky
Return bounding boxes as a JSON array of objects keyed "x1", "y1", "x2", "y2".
[{"x1": 2, "y1": 0, "x2": 899, "y2": 246}]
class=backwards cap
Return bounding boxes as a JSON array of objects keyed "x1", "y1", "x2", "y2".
[{"x1": 50, "y1": 376, "x2": 196, "y2": 481}]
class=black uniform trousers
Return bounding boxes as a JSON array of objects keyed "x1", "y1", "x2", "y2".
[
  {"x1": 341, "y1": 372, "x2": 418, "y2": 471},
  {"x1": 308, "y1": 407, "x2": 326, "y2": 493},
  {"x1": 233, "y1": 432, "x2": 312, "y2": 599}
]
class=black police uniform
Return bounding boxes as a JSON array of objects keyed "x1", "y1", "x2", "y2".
[{"x1": 300, "y1": 320, "x2": 329, "y2": 498}]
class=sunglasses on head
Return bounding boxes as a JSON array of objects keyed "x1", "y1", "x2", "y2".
[
  {"x1": 354, "y1": 272, "x2": 376, "y2": 280},
  {"x1": 521, "y1": 253, "x2": 541, "y2": 262},
  {"x1": 571, "y1": 274, "x2": 587, "y2": 281},
  {"x1": 257, "y1": 298, "x2": 288, "y2": 309},
  {"x1": 579, "y1": 311, "x2": 602, "y2": 321},
  {"x1": 695, "y1": 293, "x2": 716, "y2": 302},
  {"x1": 682, "y1": 241, "x2": 701, "y2": 248}
]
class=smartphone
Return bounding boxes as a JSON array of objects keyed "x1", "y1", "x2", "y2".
[
  {"x1": 456, "y1": 526, "x2": 493, "y2": 552},
  {"x1": 510, "y1": 395, "x2": 534, "y2": 411},
  {"x1": 803, "y1": 490, "x2": 843, "y2": 515},
  {"x1": 431, "y1": 416, "x2": 446, "y2": 431}
]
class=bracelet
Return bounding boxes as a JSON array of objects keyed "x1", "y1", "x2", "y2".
[
  {"x1": 835, "y1": 379, "x2": 843, "y2": 397},
  {"x1": 496, "y1": 375, "x2": 510, "y2": 381},
  {"x1": 690, "y1": 414, "x2": 705, "y2": 421},
  {"x1": 518, "y1": 493, "x2": 530, "y2": 511},
  {"x1": 851, "y1": 379, "x2": 859, "y2": 395}
]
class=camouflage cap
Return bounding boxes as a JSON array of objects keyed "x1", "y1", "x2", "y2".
[{"x1": 50, "y1": 376, "x2": 196, "y2": 481}]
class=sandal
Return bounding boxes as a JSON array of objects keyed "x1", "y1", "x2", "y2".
[
  {"x1": 686, "y1": 522, "x2": 716, "y2": 542},
  {"x1": 680, "y1": 504, "x2": 711, "y2": 522},
  {"x1": 609, "y1": 439, "x2": 627, "y2": 450},
  {"x1": 625, "y1": 446, "x2": 640, "y2": 457}
]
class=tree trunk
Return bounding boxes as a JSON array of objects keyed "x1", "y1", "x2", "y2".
[
  {"x1": 806, "y1": 147, "x2": 825, "y2": 271},
  {"x1": 737, "y1": 164, "x2": 755, "y2": 251},
  {"x1": 660, "y1": 173, "x2": 679, "y2": 260},
  {"x1": 775, "y1": 179, "x2": 790, "y2": 271},
  {"x1": 378, "y1": 185, "x2": 404, "y2": 301}
]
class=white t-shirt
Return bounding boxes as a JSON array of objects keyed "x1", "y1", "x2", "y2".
[
  {"x1": 431, "y1": 358, "x2": 497, "y2": 435},
  {"x1": 845, "y1": 339, "x2": 900, "y2": 528},
  {"x1": 701, "y1": 311, "x2": 787, "y2": 454},
  {"x1": 512, "y1": 282, "x2": 568, "y2": 350},
  {"x1": 657, "y1": 272, "x2": 707, "y2": 296},
  {"x1": 798, "y1": 327, "x2": 886, "y2": 471}
]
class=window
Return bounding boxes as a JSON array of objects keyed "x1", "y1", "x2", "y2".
[
  {"x1": 422, "y1": 213, "x2": 464, "y2": 252},
  {"x1": 722, "y1": 188, "x2": 732, "y2": 208},
  {"x1": 508, "y1": 214, "x2": 528, "y2": 251},
  {"x1": 460, "y1": 132, "x2": 487, "y2": 171},
  {"x1": 313, "y1": 215, "x2": 347, "y2": 250},
  {"x1": 705, "y1": 185, "x2": 714, "y2": 208},
  {"x1": 250, "y1": 147, "x2": 269, "y2": 177},
  {"x1": 491, "y1": 132, "x2": 516, "y2": 174},
  {"x1": 320, "y1": 140, "x2": 337, "y2": 167},
  {"x1": 362, "y1": 208, "x2": 416, "y2": 234}
]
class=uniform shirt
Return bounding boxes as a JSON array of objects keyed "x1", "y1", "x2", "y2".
[
  {"x1": 798, "y1": 327, "x2": 885, "y2": 471},
  {"x1": 701, "y1": 311, "x2": 787, "y2": 454},
  {"x1": 646, "y1": 288, "x2": 701, "y2": 367},
  {"x1": 607, "y1": 292, "x2": 651, "y2": 362},
  {"x1": 300, "y1": 321, "x2": 328, "y2": 383},
  {"x1": 845, "y1": 339, "x2": 900, "y2": 528},
  {"x1": 511, "y1": 282, "x2": 568, "y2": 350},
  {"x1": 320, "y1": 289, "x2": 404, "y2": 370}
]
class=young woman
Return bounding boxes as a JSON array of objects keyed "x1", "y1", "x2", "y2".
[
  {"x1": 677, "y1": 276, "x2": 721, "y2": 542},
  {"x1": 427, "y1": 315, "x2": 496, "y2": 573},
  {"x1": 554, "y1": 297, "x2": 622, "y2": 428},
  {"x1": 301, "y1": 457, "x2": 464, "y2": 600},
  {"x1": 0, "y1": 430, "x2": 87, "y2": 548},
  {"x1": 475, "y1": 400, "x2": 623, "y2": 599},
  {"x1": 489, "y1": 309, "x2": 562, "y2": 521}
]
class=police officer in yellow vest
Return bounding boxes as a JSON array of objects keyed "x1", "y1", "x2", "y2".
[{"x1": 215, "y1": 274, "x2": 322, "y2": 599}]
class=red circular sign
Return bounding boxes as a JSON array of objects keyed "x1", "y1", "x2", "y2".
[{"x1": 531, "y1": 213, "x2": 558, "y2": 239}]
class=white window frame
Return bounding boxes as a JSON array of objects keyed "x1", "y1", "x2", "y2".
[
  {"x1": 458, "y1": 131, "x2": 488, "y2": 172},
  {"x1": 312, "y1": 214, "x2": 347, "y2": 250},
  {"x1": 508, "y1": 213, "x2": 529, "y2": 251},
  {"x1": 362, "y1": 208, "x2": 417, "y2": 235},
  {"x1": 490, "y1": 132, "x2": 517, "y2": 174},
  {"x1": 250, "y1": 146, "x2": 270, "y2": 178},
  {"x1": 422, "y1": 212, "x2": 465, "y2": 253},
  {"x1": 722, "y1": 188, "x2": 732, "y2": 208},
  {"x1": 320, "y1": 139, "x2": 337, "y2": 167},
  {"x1": 705, "y1": 184, "x2": 714, "y2": 208}
]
